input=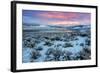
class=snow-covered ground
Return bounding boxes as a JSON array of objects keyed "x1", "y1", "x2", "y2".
[{"x1": 22, "y1": 27, "x2": 91, "y2": 63}]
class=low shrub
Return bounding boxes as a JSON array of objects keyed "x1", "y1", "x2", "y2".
[
  {"x1": 63, "y1": 43, "x2": 73, "y2": 48},
  {"x1": 44, "y1": 41, "x2": 53, "y2": 46},
  {"x1": 31, "y1": 50, "x2": 41, "y2": 60},
  {"x1": 36, "y1": 46, "x2": 43, "y2": 51}
]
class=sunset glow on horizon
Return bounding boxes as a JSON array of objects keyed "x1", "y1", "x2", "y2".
[{"x1": 23, "y1": 10, "x2": 91, "y2": 26}]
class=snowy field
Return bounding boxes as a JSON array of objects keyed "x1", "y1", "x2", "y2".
[{"x1": 22, "y1": 26, "x2": 91, "y2": 63}]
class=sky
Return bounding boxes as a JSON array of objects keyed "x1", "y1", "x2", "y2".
[{"x1": 22, "y1": 10, "x2": 91, "y2": 26}]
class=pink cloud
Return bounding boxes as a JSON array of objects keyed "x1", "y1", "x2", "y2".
[
  {"x1": 35, "y1": 11, "x2": 91, "y2": 25},
  {"x1": 47, "y1": 20, "x2": 80, "y2": 26},
  {"x1": 38, "y1": 12, "x2": 78, "y2": 20}
]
